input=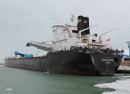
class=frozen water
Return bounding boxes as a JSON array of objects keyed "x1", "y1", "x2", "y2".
[{"x1": 95, "y1": 78, "x2": 130, "y2": 94}]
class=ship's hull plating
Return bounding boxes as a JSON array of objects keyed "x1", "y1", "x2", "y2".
[
  {"x1": 44, "y1": 49, "x2": 122, "y2": 75},
  {"x1": 5, "y1": 49, "x2": 122, "y2": 75},
  {"x1": 5, "y1": 57, "x2": 45, "y2": 71}
]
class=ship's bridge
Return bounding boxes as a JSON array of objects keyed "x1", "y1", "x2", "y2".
[
  {"x1": 52, "y1": 24, "x2": 77, "y2": 41},
  {"x1": 52, "y1": 24, "x2": 78, "y2": 51},
  {"x1": 51, "y1": 24, "x2": 100, "y2": 51}
]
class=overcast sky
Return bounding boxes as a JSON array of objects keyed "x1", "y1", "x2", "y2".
[{"x1": 0, "y1": 0, "x2": 130, "y2": 62}]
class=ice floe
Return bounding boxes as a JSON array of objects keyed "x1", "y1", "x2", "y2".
[
  {"x1": 95, "y1": 79, "x2": 130, "y2": 94},
  {"x1": 6, "y1": 88, "x2": 13, "y2": 91}
]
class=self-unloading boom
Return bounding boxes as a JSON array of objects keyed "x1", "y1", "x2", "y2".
[{"x1": 26, "y1": 41, "x2": 52, "y2": 52}]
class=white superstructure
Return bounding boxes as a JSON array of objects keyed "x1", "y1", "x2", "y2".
[
  {"x1": 52, "y1": 24, "x2": 100, "y2": 51},
  {"x1": 27, "y1": 16, "x2": 111, "y2": 52}
]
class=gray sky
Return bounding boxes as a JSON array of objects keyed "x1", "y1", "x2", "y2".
[{"x1": 0, "y1": 0, "x2": 130, "y2": 62}]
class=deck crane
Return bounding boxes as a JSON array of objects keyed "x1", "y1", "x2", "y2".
[
  {"x1": 26, "y1": 41, "x2": 53, "y2": 52},
  {"x1": 14, "y1": 51, "x2": 33, "y2": 58},
  {"x1": 99, "y1": 28, "x2": 116, "y2": 43}
]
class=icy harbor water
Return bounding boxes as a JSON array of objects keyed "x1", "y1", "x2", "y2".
[
  {"x1": 95, "y1": 75, "x2": 130, "y2": 94},
  {"x1": 0, "y1": 65, "x2": 130, "y2": 94}
]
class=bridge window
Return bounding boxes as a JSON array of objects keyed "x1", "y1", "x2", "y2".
[{"x1": 92, "y1": 40, "x2": 96, "y2": 43}]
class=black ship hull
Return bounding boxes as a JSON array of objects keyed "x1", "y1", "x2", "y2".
[
  {"x1": 5, "y1": 57, "x2": 45, "y2": 71},
  {"x1": 44, "y1": 49, "x2": 122, "y2": 75},
  {"x1": 5, "y1": 49, "x2": 122, "y2": 76}
]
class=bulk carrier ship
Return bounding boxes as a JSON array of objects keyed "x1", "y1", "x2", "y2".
[{"x1": 5, "y1": 15, "x2": 123, "y2": 75}]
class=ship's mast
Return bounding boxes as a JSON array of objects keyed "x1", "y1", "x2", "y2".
[{"x1": 70, "y1": 14, "x2": 75, "y2": 25}]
